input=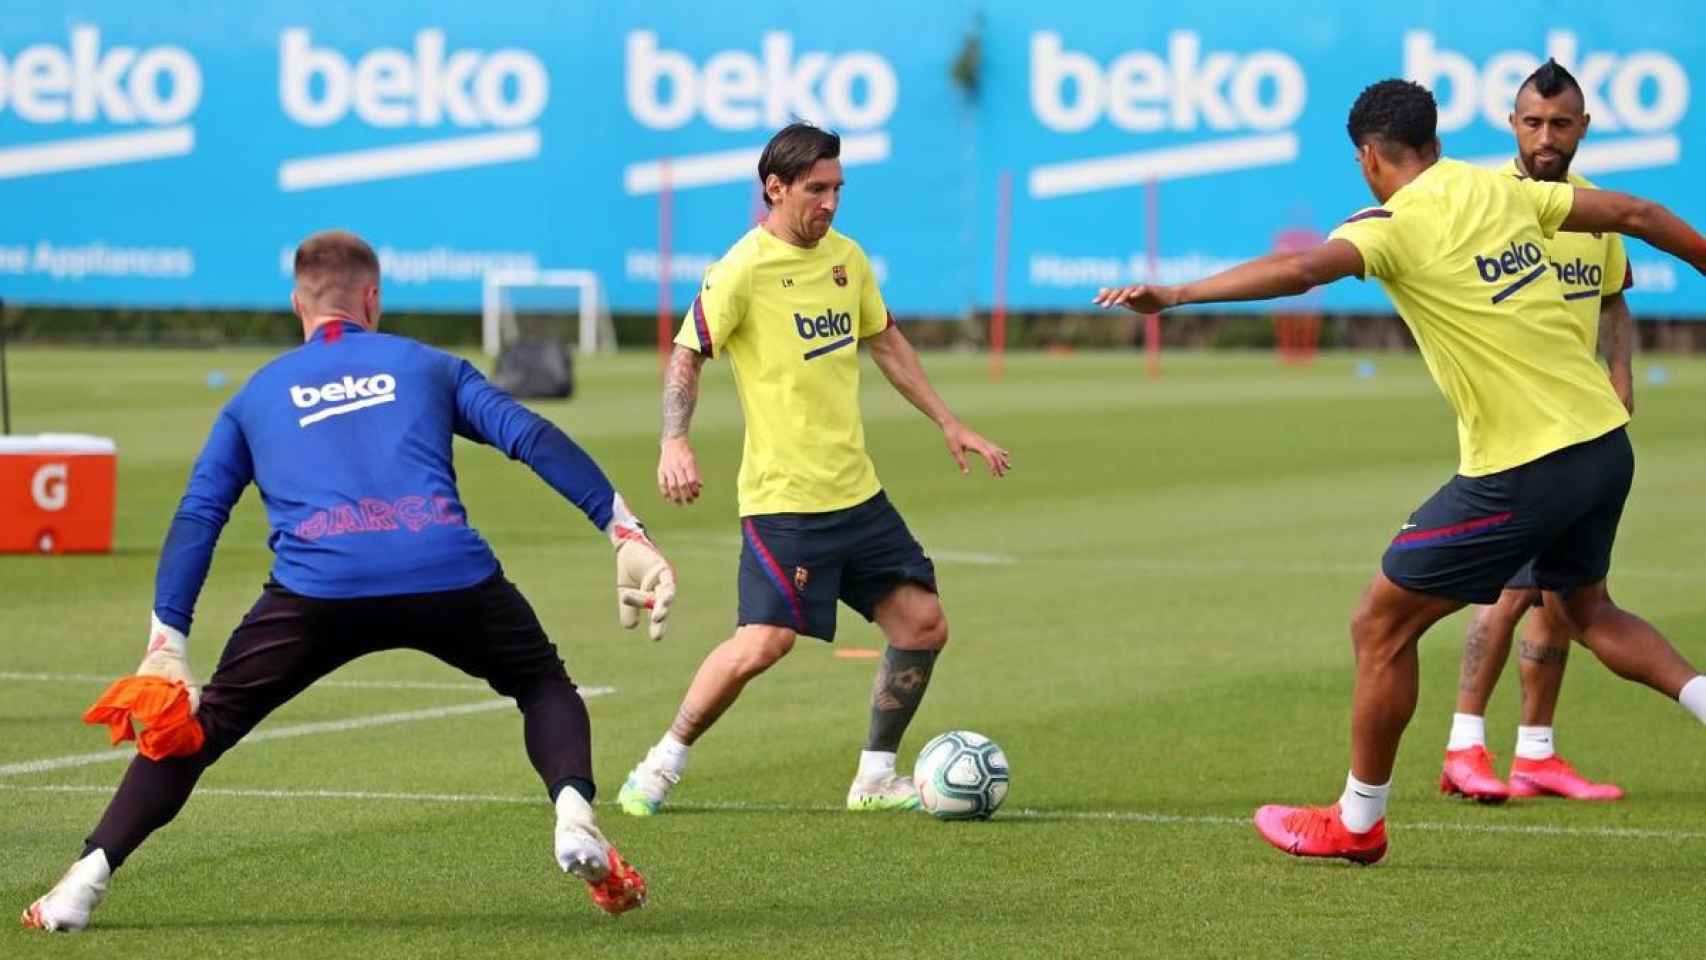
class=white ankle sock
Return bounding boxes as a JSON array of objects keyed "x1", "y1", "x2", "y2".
[
  {"x1": 69, "y1": 849, "x2": 110, "y2": 890},
  {"x1": 1679, "y1": 676, "x2": 1706, "y2": 725},
  {"x1": 1338, "y1": 773, "x2": 1389, "y2": 833},
  {"x1": 857, "y1": 750, "x2": 897, "y2": 779},
  {"x1": 1514, "y1": 725, "x2": 1555, "y2": 760},
  {"x1": 1446, "y1": 712, "x2": 1486, "y2": 752},
  {"x1": 555, "y1": 784, "x2": 598, "y2": 828},
  {"x1": 652, "y1": 733, "x2": 690, "y2": 774}
]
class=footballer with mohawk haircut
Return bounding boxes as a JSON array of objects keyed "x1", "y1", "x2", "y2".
[
  {"x1": 1095, "y1": 78, "x2": 1706, "y2": 864},
  {"x1": 1440, "y1": 57, "x2": 1639, "y2": 806}
]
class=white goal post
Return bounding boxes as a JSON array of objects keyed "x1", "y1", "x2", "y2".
[{"x1": 481, "y1": 268, "x2": 612, "y2": 357}]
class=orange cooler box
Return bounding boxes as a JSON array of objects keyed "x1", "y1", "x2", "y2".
[{"x1": 0, "y1": 435, "x2": 118, "y2": 554}]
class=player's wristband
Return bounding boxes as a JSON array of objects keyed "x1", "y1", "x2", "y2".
[
  {"x1": 148, "y1": 612, "x2": 189, "y2": 657},
  {"x1": 606, "y1": 493, "x2": 648, "y2": 548}
]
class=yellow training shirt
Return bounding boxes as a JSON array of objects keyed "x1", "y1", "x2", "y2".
[
  {"x1": 677, "y1": 226, "x2": 891, "y2": 516},
  {"x1": 1502, "y1": 159, "x2": 1632, "y2": 355},
  {"x1": 1329, "y1": 158, "x2": 1630, "y2": 477}
]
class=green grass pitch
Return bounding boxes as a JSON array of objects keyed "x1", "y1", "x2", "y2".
[{"x1": 3, "y1": 346, "x2": 1704, "y2": 958}]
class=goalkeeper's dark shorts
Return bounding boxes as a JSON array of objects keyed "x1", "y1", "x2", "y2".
[
  {"x1": 1380, "y1": 426, "x2": 1632, "y2": 605},
  {"x1": 736, "y1": 490, "x2": 937, "y2": 642},
  {"x1": 193, "y1": 571, "x2": 572, "y2": 760}
]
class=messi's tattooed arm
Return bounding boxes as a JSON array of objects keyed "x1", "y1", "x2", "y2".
[
  {"x1": 662, "y1": 345, "x2": 704, "y2": 440},
  {"x1": 659, "y1": 345, "x2": 706, "y2": 504}
]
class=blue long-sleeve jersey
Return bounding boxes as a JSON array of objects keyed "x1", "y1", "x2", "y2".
[{"x1": 153, "y1": 320, "x2": 615, "y2": 634}]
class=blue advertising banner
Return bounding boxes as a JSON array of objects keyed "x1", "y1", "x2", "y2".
[
  {"x1": 976, "y1": 1, "x2": 1702, "y2": 312},
  {"x1": 1, "y1": 2, "x2": 1700, "y2": 314}
]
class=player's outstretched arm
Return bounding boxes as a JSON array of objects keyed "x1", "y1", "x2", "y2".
[
  {"x1": 1093, "y1": 240, "x2": 1365, "y2": 314},
  {"x1": 147, "y1": 409, "x2": 255, "y2": 710},
  {"x1": 1598, "y1": 293, "x2": 1635, "y2": 414},
  {"x1": 866, "y1": 322, "x2": 1011, "y2": 477},
  {"x1": 659, "y1": 344, "x2": 707, "y2": 504},
  {"x1": 452, "y1": 358, "x2": 676, "y2": 638},
  {"x1": 1564, "y1": 189, "x2": 1706, "y2": 274}
]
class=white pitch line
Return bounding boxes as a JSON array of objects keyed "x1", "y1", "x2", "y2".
[
  {"x1": 664, "y1": 535, "x2": 1020, "y2": 567},
  {"x1": 0, "y1": 782, "x2": 537, "y2": 806},
  {"x1": 0, "y1": 671, "x2": 496, "y2": 691},
  {"x1": 0, "y1": 686, "x2": 614, "y2": 779},
  {"x1": 657, "y1": 800, "x2": 1706, "y2": 842},
  {"x1": 930, "y1": 550, "x2": 1021, "y2": 566},
  {"x1": 3, "y1": 786, "x2": 1702, "y2": 844}
]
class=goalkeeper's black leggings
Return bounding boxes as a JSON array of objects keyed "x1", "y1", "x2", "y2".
[{"x1": 85, "y1": 574, "x2": 596, "y2": 869}]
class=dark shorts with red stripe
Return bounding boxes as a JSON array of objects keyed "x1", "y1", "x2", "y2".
[
  {"x1": 737, "y1": 490, "x2": 937, "y2": 641},
  {"x1": 1382, "y1": 427, "x2": 1632, "y2": 604}
]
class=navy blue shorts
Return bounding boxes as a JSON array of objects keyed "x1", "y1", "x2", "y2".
[
  {"x1": 1382, "y1": 427, "x2": 1632, "y2": 605},
  {"x1": 1505, "y1": 560, "x2": 1539, "y2": 592},
  {"x1": 737, "y1": 491, "x2": 937, "y2": 641}
]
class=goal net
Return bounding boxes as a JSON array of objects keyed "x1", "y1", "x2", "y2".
[{"x1": 481, "y1": 269, "x2": 614, "y2": 358}]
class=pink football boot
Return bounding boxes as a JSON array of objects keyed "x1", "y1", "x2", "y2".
[
  {"x1": 1508, "y1": 755, "x2": 1624, "y2": 801},
  {"x1": 1254, "y1": 803, "x2": 1388, "y2": 864},
  {"x1": 1439, "y1": 746, "x2": 1510, "y2": 803}
]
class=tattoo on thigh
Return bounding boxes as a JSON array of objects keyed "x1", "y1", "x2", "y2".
[{"x1": 1519, "y1": 640, "x2": 1569, "y2": 667}]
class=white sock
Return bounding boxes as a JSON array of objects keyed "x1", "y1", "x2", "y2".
[
  {"x1": 554, "y1": 784, "x2": 597, "y2": 828},
  {"x1": 69, "y1": 849, "x2": 111, "y2": 890},
  {"x1": 1446, "y1": 712, "x2": 1487, "y2": 752},
  {"x1": 1679, "y1": 676, "x2": 1706, "y2": 725},
  {"x1": 651, "y1": 732, "x2": 690, "y2": 775},
  {"x1": 857, "y1": 750, "x2": 897, "y2": 779},
  {"x1": 1337, "y1": 773, "x2": 1389, "y2": 833},
  {"x1": 1514, "y1": 725, "x2": 1555, "y2": 761}
]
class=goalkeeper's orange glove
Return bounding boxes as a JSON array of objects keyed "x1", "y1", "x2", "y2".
[{"x1": 81, "y1": 613, "x2": 204, "y2": 760}]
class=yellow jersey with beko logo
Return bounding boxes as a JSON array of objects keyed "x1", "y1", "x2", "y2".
[
  {"x1": 677, "y1": 226, "x2": 892, "y2": 516},
  {"x1": 1329, "y1": 158, "x2": 1629, "y2": 477},
  {"x1": 1503, "y1": 158, "x2": 1633, "y2": 354}
]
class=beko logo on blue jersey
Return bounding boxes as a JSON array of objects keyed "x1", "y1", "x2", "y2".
[{"x1": 288, "y1": 373, "x2": 398, "y2": 427}]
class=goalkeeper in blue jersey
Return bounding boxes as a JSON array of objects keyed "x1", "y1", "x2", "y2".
[{"x1": 22, "y1": 230, "x2": 670, "y2": 931}]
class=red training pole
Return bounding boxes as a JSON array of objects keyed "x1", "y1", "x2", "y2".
[
  {"x1": 656, "y1": 159, "x2": 673, "y2": 375},
  {"x1": 1145, "y1": 176, "x2": 1161, "y2": 379},
  {"x1": 991, "y1": 170, "x2": 1012, "y2": 383}
]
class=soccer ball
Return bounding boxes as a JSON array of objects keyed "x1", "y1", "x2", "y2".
[{"x1": 913, "y1": 730, "x2": 1009, "y2": 820}]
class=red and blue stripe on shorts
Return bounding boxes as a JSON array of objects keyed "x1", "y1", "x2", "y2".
[
  {"x1": 1388, "y1": 512, "x2": 1513, "y2": 551},
  {"x1": 742, "y1": 518, "x2": 805, "y2": 631}
]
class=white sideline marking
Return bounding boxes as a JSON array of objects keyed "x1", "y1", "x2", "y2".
[
  {"x1": 3, "y1": 786, "x2": 1702, "y2": 844},
  {"x1": 278, "y1": 129, "x2": 542, "y2": 191},
  {"x1": 2, "y1": 672, "x2": 497, "y2": 691},
  {"x1": 0, "y1": 687, "x2": 614, "y2": 779},
  {"x1": 1468, "y1": 135, "x2": 1681, "y2": 176},
  {"x1": 0, "y1": 126, "x2": 195, "y2": 180},
  {"x1": 668, "y1": 535, "x2": 1020, "y2": 567},
  {"x1": 931, "y1": 550, "x2": 1020, "y2": 566},
  {"x1": 1028, "y1": 133, "x2": 1300, "y2": 199},
  {"x1": 623, "y1": 131, "x2": 891, "y2": 195},
  {"x1": 0, "y1": 783, "x2": 537, "y2": 806}
]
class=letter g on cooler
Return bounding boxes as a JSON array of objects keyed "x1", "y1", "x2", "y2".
[{"x1": 31, "y1": 463, "x2": 69, "y2": 512}]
